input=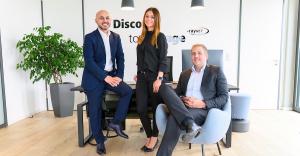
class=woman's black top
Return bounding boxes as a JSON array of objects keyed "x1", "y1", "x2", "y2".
[{"x1": 136, "y1": 31, "x2": 168, "y2": 74}]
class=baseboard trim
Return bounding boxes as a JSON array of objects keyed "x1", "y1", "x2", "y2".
[{"x1": 279, "y1": 106, "x2": 293, "y2": 111}]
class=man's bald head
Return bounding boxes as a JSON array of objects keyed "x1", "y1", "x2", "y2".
[
  {"x1": 95, "y1": 10, "x2": 111, "y2": 32},
  {"x1": 96, "y1": 10, "x2": 109, "y2": 18}
]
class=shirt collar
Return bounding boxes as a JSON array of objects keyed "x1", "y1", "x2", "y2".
[
  {"x1": 98, "y1": 28, "x2": 111, "y2": 37},
  {"x1": 192, "y1": 63, "x2": 206, "y2": 73}
]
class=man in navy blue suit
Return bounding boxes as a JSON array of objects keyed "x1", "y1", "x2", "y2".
[{"x1": 81, "y1": 10, "x2": 132, "y2": 155}]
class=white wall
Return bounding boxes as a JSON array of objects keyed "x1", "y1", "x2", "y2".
[
  {"x1": 0, "y1": 0, "x2": 291, "y2": 125},
  {"x1": 40, "y1": 0, "x2": 240, "y2": 108},
  {"x1": 84, "y1": 0, "x2": 240, "y2": 84},
  {"x1": 39, "y1": 0, "x2": 289, "y2": 110},
  {"x1": 239, "y1": 0, "x2": 283, "y2": 109},
  {"x1": 0, "y1": 0, "x2": 46, "y2": 125}
]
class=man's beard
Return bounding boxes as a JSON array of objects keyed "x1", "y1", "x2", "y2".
[{"x1": 99, "y1": 23, "x2": 110, "y2": 30}]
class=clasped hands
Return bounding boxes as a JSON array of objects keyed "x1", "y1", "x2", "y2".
[
  {"x1": 181, "y1": 96, "x2": 206, "y2": 109},
  {"x1": 104, "y1": 76, "x2": 122, "y2": 87}
]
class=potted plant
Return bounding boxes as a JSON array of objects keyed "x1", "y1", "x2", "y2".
[{"x1": 16, "y1": 26, "x2": 83, "y2": 117}]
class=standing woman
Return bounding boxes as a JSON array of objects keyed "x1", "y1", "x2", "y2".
[{"x1": 136, "y1": 7, "x2": 168, "y2": 152}]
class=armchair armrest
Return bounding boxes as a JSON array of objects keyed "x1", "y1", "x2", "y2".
[
  {"x1": 156, "y1": 104, "x2": 169, "y2": 134},
  {"x1": 191, "y1": 100, "x2": 231, "y2": 144}
]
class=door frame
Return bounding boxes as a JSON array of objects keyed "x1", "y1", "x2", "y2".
[{"x1": 0, "y1": 29, "x2": 8, "y2": 128}]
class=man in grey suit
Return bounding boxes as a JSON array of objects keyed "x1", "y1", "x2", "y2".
[{"x1": 156, "y1": 44, "x2": 229, "y2": 156}]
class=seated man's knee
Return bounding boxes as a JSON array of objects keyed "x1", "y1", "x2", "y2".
[
  {"x1": 121, "y1": 85, "x2": 133, "y2": 96},
  {"x1": 128, "y1": 87, "x2": 133, "y2": 95},
  {"x1": 158, "y1": 84, "x2": 177, "y2": 100}
]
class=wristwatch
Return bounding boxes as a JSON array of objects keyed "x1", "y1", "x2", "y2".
[{"x1": 158, "y1": 76, "x2": 163, "y2": 81}]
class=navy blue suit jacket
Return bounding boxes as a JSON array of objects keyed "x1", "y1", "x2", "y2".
[{"x1": 81, "y1": 29, "x2": 125, "y2": 91}]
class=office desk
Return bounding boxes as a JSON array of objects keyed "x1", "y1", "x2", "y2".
[
  {"x1": 104, "y1": 82, "x2": 239, "y2": 94},
  {"x1": 72, "y1": 82, "x2": 238, "y2": 147},
  {"x1": 227, "y1": 84, "x2": 239, "y2": 92}
]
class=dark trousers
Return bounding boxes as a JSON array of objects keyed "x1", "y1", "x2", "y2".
[
  {"x1": 156, "y1": 84, "x2": 208, "y2": 156},
  {"x1": 136, "y1": 71, "x2": 162, "y2": 138},
  {"x1": 85, "y1": 76, "x2": 132, "y2": 144}
]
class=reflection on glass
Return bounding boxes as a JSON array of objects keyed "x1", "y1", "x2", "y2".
[
  {"x1": 296, "y1": 67, "x2": 300, "y2": 112},
  {"x1": 295, "y1": 35, "x2": 300, "y2": 112},
  {"x1": 0, "y1": 74, "x2": 4, "y2": 125},
  {"x1": 0, "y1": 32, "x2": 4, "y2": 125}
]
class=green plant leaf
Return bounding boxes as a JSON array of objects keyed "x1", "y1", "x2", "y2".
[{"x1": 16, "y1": 26, "x2": 83, "y2": 84}]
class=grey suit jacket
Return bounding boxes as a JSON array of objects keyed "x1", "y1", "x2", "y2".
[{"x1": 175, "y1": 65, "x2": 229, "y2": 110}]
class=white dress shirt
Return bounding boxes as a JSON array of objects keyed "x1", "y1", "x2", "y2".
[
  {"x1": 185, "y1": 64, "x2": 206, "y2": 100},
  {"x1": 98, "y1": 28, "x2": 113, "y2": 72}
]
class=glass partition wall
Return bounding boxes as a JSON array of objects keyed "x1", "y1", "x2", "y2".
[
  {"x1": 295, "y1": 18, "x2": 300, "y2": 112},
  {"x1": 0, "y1": 29, "x2": 7, "y2": 128},
  {"x1": 295, "y1": 53, "x2": 300, "y2": 112},
  {"x1": 295, "y1": 79, "x2": 300, "y2": 112},
  {"x1": 294, "y1": 1, "x2": 300, "y2": 112}
]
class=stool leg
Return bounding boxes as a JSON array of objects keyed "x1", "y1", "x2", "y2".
[
  {"x1": 77, "y1": 104, "x2": 84, "y2": 147},
  {"x1": 201, "y1": 144, "x2": 205, "y2": 156},
  {"x1": 217, "y1": 142, "x2": 222, "y2": 155}
]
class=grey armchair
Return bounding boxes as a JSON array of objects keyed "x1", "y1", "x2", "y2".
[{"x1": 156, "y1": 98, "x2": 231, "y2": 156}]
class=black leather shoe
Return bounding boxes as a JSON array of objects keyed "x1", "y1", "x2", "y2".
[
  {"x1": 143, "y1": 140, "x2": 159, "y2": 152},
  {"x1": 182, "y1": 122, "x2": 201, "y2": 143},
  {"x1": 96, "y1": 142, "x2": 106, "y2": 155},
  {"x1": 108, "y1": 122, "x2": 129, "y2": 139}
]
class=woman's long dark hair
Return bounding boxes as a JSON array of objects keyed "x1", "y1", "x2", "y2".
[{"x1": 137, "y1": 7, "x2": 161, "y2": 48}]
